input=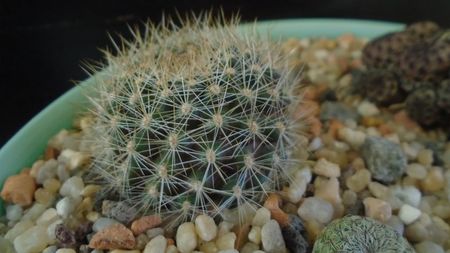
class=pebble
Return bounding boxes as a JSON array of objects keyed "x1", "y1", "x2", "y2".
[
  {"x1": 391, "y1": 186, "x2": 422, "y2": 207},
  {"x1": 0, "y1": 236, "x2": 15, "y2": 253},
  {"x1": 199, "y1": 241, "x2": 219, "y2": 253},
  {"x1": 134, "y1": 234, "x2": 149, "y2": 250},
  {"x1": 36, "y1": 159, "x2": 58, "y2": 184},
  {"x1": 47, "y1": 219, "x2": 63, "y2": 244},
  {"x1": 357, "y1": 100, "x2": 380, "y2": 117},
  {"x1": 93, "y1": 217, "x2": 120, "y2": 232},
  {"x1": 131, "y1": 215, "x2": 162, "y2": 235},
  {"x1": 6, "y1": 204, "x2": 23, "y2": 221},
  {"x1": 337, "y1": 127, "x2": 366, "y2": 148},
  {"x1": 176, "y1": 222, "x2": 197, "y2": 253},
  {"x1": 345, "y1": 169, "x2": 371, "y2": 192},
  {"x1": 34, "y1": 188, "x2": 56, "y2": 206},
  {"x1": 110, "y1": 250, "x2": 141, "y2": 253},
  {"x1": 195, "y1": 214, "x2": 218, "y2": 242},
  {"x1": 385, "y1": 215, "x2": 404, "y2": 235},
  {"x1": 56, "y1": 164, "x2": 70, "y2": 182},
  {"x1": 417, "y1": 149, "x2": 434, "y2": 167},
  {"x1": 165, "y1": 245, "x2": 178, "y2": 253},
  {"x1": 56, "y1": 196, "x2": 82, "y2": 218},
  {"x1": 367, "y1": 181, "x2": 389, "y2": 199},
  {"x1": 218, "y1": 221, "x2": 234, "y2": 237},
  {"x1": 313, "y1": 158, "x2": 340, "y2": 178},
  {"x1": 102, "y1": 200, "x2": 138, "y2": 224},
  {"x1": 143, "y1": 235, "x2": 167, "y2": 253},
  {"x1": 261, "y1": 220, "x2": 287, "y2": 253},
  {"x1": 399, "y1": 204, "x2": 422, "y2": 225},
  {"x1": 1, "y1": 173, "x2": 37, "y2": 206},
  {"x1": 36, "y1": 208, "x2": 59, "y2": 226},
  {"x1": 320, "y1": 101, "x2": 359, "y2": 122},
  {"x1": 42, "y1": 245, "x2": 57, "y2": 253},
  {"x1": 5, "y1": 220, "x2": 34, "y2": 241},
  {"x1": 146, "y1": 227, "x2": 164, "y2": 239},
  {"x1": 421, "y1": 167, "x2": 445, "y2": 192},
  {"x1": 58, "y1": 149, "x2": 89, "y2": 170},
  {"x1": 55, "y1": 249, "x2": 76, "y2": 253},
  {"x1": 13, "y1": 225, "x2": 49, "y2": 253},
  {"x1": 59, "y1": 176, "x2": 85, "y2": 198},
  {"x1": 248, "y1": 226, "x2": 261, "y2": 245},
  {"x1": 22, "y1": 203, "x2": 47, "y2": 221},
  {"x1": 281, "y1": 215, "x2": 308, "y2": 253},
  {"x1": 217, "y1": 250, "x2": 238, "y2": 253},
  {"x1": 43, "y1": 178, "x2": 61, "y2": 193},
  {"x1": 361, "y1": 136, "x2": 407, "y2": 183},
  {"x1": 215, "y1": 232, "x2": 236, "y2": 250},
  {"x1": 89, "y1": 224, "x2": 136, "y2": 250},
  {"x1": 415, "y1": 241, "x2": 445, "y2": 253},
  {"x1": 297, "y1": 197, "x2": 334, "y2": 224},
  {"x1": 405, "y1": 163, "x2": 427, "y2": 179},
  {"x1": 314, "y1": 177, "x2": 342, "y2": 206},
  {"x1": 54, "y1": 224, "x2": 77, "y2": 248},
  {"x1": 240, "y1": 242, "x2": 259, "y2": 253},
  {"x1": 363, "y1": 197, "x2": 392, "y2": 222}
]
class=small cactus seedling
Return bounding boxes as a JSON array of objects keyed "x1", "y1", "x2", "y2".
[
  {"x1": 84, "y1": 14, "x2": 305, "y2": 226},
  {"x1": 313, "y1": 215, "x2": 414, "y2": 253}
]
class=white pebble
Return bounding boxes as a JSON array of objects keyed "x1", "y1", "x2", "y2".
[
  {"x1": 56, "y1": 164, "x2": 70, "y2": 182},
  {"x1": 248, "y1": 226, "x2": 262, "y2": 245},
  {"x1": 308, "y1": 137, "x2": 322, "y2": 151},
  {"x1": 261, "y1": 220, "x2": 286, "y2": 253},
  {"x1": 240, "y1": 242, "x2": 259, "y2": 253},
  {"x1": 392, "y1": 186, "x2": 422, "y2": 207},
  {"x1": 58, "y1": 149, "x2": 89, "y2": 170},
  {"x1": 298, "y1": 197, "x2": 334, "y2": 224},
  {"x1": 13, "y1": 226, "x2": 49, "y2": 253},
  {"x1": 406, "y1": 163, "x2": 427, "y2": 180},
  {"x1": 42, "y1": 245, "x2": 57, "y2": 253},
  {"x1": 93, "y1": 217, "x2": 120, "y2": 232},
  {"x1": 218, "y1": 221, "x2": 234, "y2": 237},
  {"x1": 399, "y1": 204, "x2": 422, "y2": 225},
  {"x1": 415, "y1": 241, "x2": 445, "y2": 253},
  {"x1": 36, "y1": 159, "x2": 58, "y2": 184},
  {"x1": 36, "y1": 208, "x2": 59, "y2": 226},
  {"x1": 55, "y1": 249, "x2": 76, "y2": 253},
  {"x1": 22, "y1": 203, "x2": 47, "y2": 222},
  {"x1": 165, "y1": 245, "x2": 179, "y2": 253},
  {"x1": 357, "y1": 100, "x2": 379, "y2": 116},
  {"x1": 216, "y1": 232, "x2": 236, "y2": 250},
  {"x1": 59, "y1": 176, "x2": 84, "y2": 198},
  {"x1": 47, "y1": 219, "x2": 63, "y2": 244},
  {"x1": 338, "y1": 127, "x2": 366, "y2": 148},
  {"x1": 252, "y1": 208, "x2": 271, "y2": 227},
  {"x1": 313, "y1": 158, "x2": 340, "y2": 178},
  {"x1": 4, "y1": 220, "x2": 34, "y2": 241},
  {"x1": 6, "y1": 205, "x2": 23, "y2": 222},
  {"x1": 217, "y1": 250, "x2": 239, "y2": 253},
  {"x1": 195, "y1": 214, "x2": 218, "y2": 242},
  {"x1": 144, "y1": 235, "x2": 167, "y2": 253},
  {"x1": 56, "y1": 196, "x2": 81, "y2": 218},
  {"x1": 176, "y1": 222, "x2": 197, "y2": 253}
]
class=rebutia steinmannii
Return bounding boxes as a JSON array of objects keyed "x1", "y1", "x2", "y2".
[{"x1": 83, "y1": 14, "x2": 307, "y2": 227}]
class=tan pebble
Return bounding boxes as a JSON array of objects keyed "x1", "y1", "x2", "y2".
[
  {"x1": 304, "y1": 220, "x2": 324, "y2": 243},
  {"x1": 199, "y1": 241, "x2": 218, "y2": 253},
  {"x1": 30, "y1": 160, "x2": 44, "y2": 178},
  {"x1": 176, "y1": 222, "x2": 197, "y2": 253},
  {"x1": 240, "y1": 242, "x2": 259, "y2": 253},
  {"x1": 314, "y1": 177, "x2": 341, "y2": 206},
  {"x1": 34, "y1": 188, "x2": 55, "y2": 206},
  {"x1": 402, "y1": 176, "x2": 419, "y2": 188},
  {"x1": 252, "y1": 208, "x2": 271, "y2": 227},
  {"x1": 313, "y1": 158, "x2": 340, "y2": 178},
  {"x1": 144, "y1": 235, "x2": 167, "y2": 253},
  {"x1": 232, "y1": 223, "x2": 250, "y2": 250},
  {"x1": 421, "y1": 168, "x2": 445, "y2": 192},
  {"x1": 351, "y1": 157, "x2": 365, "y2": 170},
  {"x1": 363, "y1": 197, "x2": 392, "y2": 222},
  {"x1": 86, "y1": 211, "x2": 100, "y2": 222},
  {"x1": 81, "y1": 184, "x2": 102, "y2": 197},
  {"x1": 263, "y1": 194, "x2": 289, "y2": 226},
  {"x1": 308, "y1": 117, "x2": 322, "y2": 137},
  {"x1": 165, "y1": 245, "x2": 178, "y2": 253},
  {"x1": 345, "y1": 169, "x2": 371, "y2": 192},
  {"x1": 417, "y1": 149, "x2": 433, "y2": 167},
  {"x1": 361, "y1": 116, "x2": 383, "y2": 127},
  {"x1": 247, "y1": 226, "x2": 261, "y2": 245},
  {"x1": 55, "y1": 249, "x2": 76, "y2": 253},
  {"x1": 1, "y1": 173, "x2": 36, "y2": 206},
  {"x1": 215, "y1": 232, "x2": 236, "y2": 250},
  {"x1": 327, "y1": 119, "x2": 344, "y2": 138},
  {"x1": 44, "y1": 146, "x2": 59, "y2": 160},
  {"x1": 406, "y1": 163, "x2": 427, "y2": 180},
  {"x1": 342, "y1": 190, "x2": 357, "y2": 207},
  {"x1": 195, "y1": 214, "x2": 218, "y2": 242},
  {"x1": 394, "y1": 111, "x2": 420, "y2": 130},
  {"x1": 131, "y1": 215, "x2": 162, "y2": 235},
  {"x1": 77, "y1": 197, "x2": 94, "y2": 215},
  {"x1": 88, "y1": 223, "x2": 136, "y2": 250},
  {"x1": 43, "y1": 178, "x2": 61, "y2": 193},
  {"x1": 367, "y1": 181, "x2": 389, "y2": 199},
  {"x1": 218, "y1": 221, "x2": 234, "y2": 237}
]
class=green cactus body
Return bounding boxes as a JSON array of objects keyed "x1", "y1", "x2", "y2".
[
  {"x1": 85, "y1": 16, "x2": 303, "y2": 226},
  {"x1": 312, "y1": 215, "x2": 415, "y2": 253}
]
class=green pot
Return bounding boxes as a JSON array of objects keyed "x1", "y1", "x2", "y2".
[{"x1": 0, "y1": 19, "x2": 404, "y2": 213}]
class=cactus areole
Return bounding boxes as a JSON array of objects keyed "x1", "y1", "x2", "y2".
[{"x1": 85, "y1": 15, "x2": 304, "y2": 226}]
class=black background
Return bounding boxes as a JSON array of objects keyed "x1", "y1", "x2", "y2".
[{"x1": 1, "y1": 0, "x2": 450, "y2": 147}]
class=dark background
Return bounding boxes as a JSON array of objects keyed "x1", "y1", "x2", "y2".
[{"x1": 1, "y1": 0, "x2": 450, "y2": 147}]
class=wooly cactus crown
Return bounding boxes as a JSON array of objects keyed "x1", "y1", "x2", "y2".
[{"x1": 85, "y1": 14, "x2": 304, "y2": 226}]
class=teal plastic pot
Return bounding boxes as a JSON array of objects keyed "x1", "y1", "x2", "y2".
[{"x1": 0, "y1": 19, "x2": 404, "y2": 213}]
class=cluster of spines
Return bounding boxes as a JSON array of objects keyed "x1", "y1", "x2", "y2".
[{"x1": 85, "y1": 14, "x2": 303, "y2": 226}]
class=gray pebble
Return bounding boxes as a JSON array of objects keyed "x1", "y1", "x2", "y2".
[
  {"x1": 6, "y1": 205, "x2": 23, "y2": 222},
  {"x1": 57, "y1": 164, "x2": 70, "y2": 182},
  {"x1": 320, "y1": 101, "x2": 359, "y2": 122},
  {"x1": 261, "y1": 219, "x2": 287, "y2": 253},
  {"x1": 92, "y1": 217, "x2": 120, "y2": 232},
  {"x1": 361, "y1": 136, "x2": 407, "y2": 183},
  {"x1": 0, "y1": 236, "x2": 15, "y2": 253},
  {"x1": 281, "y1": 215, "x2": 308, "y2": 253},
  {"x1": 102, "y1": 200, "x2": 137, "y2": 224},
  {"x1": 36, "y1": 159, "x2": 58, "y2": 184}
]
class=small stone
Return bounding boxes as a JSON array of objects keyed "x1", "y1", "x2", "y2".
[
  {"x1": 313, "y1": 158, "x2": 340, "y2": 178},
  {"x1": 176, "y1": 222, "x2": 197, "y2": 253},
  {"x1": 55, "y1": 224, "x2": 77, "y2": 248},
  {"x1": 217, "y1": 250, "x2": 238, "y2": 253},
  {"x1": 47, "y1": 219, "x2": 63, "y2": 244},
  {"x1": 135, "y1": 234, "x2": 149, "y2": 250},
  {"x1": 357, "y1": 100, "x2": 380, "y2": 117},
  {"x1": 81, "y1": 184, "x2": 102, "y2": 197},
  {"x1": 146, "y1": 227, "x2": 164, "y2": 239},
  {"x1": 5, "y1": 220, "x2": 34, "y2": 241},
  {"x1": 414, "y1": 241, "x2": 445, "y2": 253},
  {"x1": 42, "y1": 245, "x2": 58, "y2": 253},
  {"x1": 102, "y1": 200, "x2": 138, "y2": 224},
  {"x1": 281, "y1": 215, "x2": 308, "y2": 253},
  {"x1": 345, "y1": 169, "x2": 371, "y2": 192},
  {"x1": 6, "y1": 204, "x2": 23, "y2": 221},
  {"x1": 417, "y1": 149, "x2": 434, "y2": 167},
  {"x1": 59, "y1": 176, "x2": 85, "y2": 198},
  {"x1": 165, "y1": 245, "x2": 178, "y2": 253},
  {"x1": 195, "y1": 214, "x2": 218, "y2": 242},
  {"x1": 13, "y1": 226, "x2": 49, "y2": 253},
  {"x1": 361, "y1": 136, "x2": 407, "y2": 183},
  {"x1": 385, "y1": 215, "x2": 404, "y2": 235},
  {"x1": 131, "y1": 215, "x2": 162, "y2": 235},
  {"x1": 36, "y1": 159, "x2": 58, "y2": 184},
  {"x1": 240, "y1": 242, "x2": 259, "y2": 253},
  {"x1": 218, "y1": 221, "x2": 234, "y2": 237},
  {"x1": 58, "y1": 149, "x2": 89, "y2": 170},
  {"x1": 421, "y1": 167, "x2": 445, "y2": 192},
  {"x1": 110, "y1": 250, "x2": 141, "y2": 253},
  {"x1": 215, "y1": 232, "x2": 236, "y2": 251},
  {"x1": 43, "y1": 178, "x2": 61, "y2": 193},
  {"x1": 56, "y1": 196, "x2": 82, "y2": 218},
  {"x1": 89, "y1": 223, "x2": 136, "y2": 250},
  {"x1": 391, "y1": 186, "x2": 422, "y2": 207},
  {"x1": 22, "y1": 203, "x2": 47, "y2": 221},
  {"x1": 92, "y1": 217, "x2": 120, "y2": 232},
  {"x1": 314, "y1": 177, "x2": 341, "y2": 206},
  {"x1": 367, "y1": 181, "x2": 389, "y2": 199},
  {"x1": 308, "y1": 137, "x2": 322, "y2": 151},
  {"x1": 406, "y1": 163, "x2": 427, "y2": 179},
  {"x1": 55, "y1": 249, "x2": 76, "y2": 253},
  {"x1": 56, "y1": 164, "x2": 70, "y2": 183},
  {"x1": 399, "y1": 204, "x2": 422, "y2": 225},
  {"x1": 342, "y1": 190, "x2": 357, "y2": 207},
  {"x1": 337, "y1": 127, "x2": 366, "y2": 148},
  {"x1": 297, "y1": 197, "x2": 334, "y2": 224},
  {"x1": 144, "y1": 235, "x2": 167, "y2": 253},
  {"x1": 86, "y1": 211, "x2": 100, "y2": 222},
  {"x1": 34, "y1": 188, "x2": 56, "y2": 206},
  {"x1": 1, "y1": 173, "x2": 36, "y2": 206},
  {"x1": 36, "y1": 208, "x2": 59, "y2": 226},
  {"x1": 199, "y1": 241, "x2": 218, "y2": 253},
  {"x1": 261, "y1": 220, "x2": 287, "y2": 253},
  {"x1": 248, "y1": 226, "x2": 261, "y2": 245},
  {"x1": 363, "y1": 197, "x2": 392, "y2": 222},
  {"x1": 320, "y1": 101, "x2": 359, "y2": 122}
]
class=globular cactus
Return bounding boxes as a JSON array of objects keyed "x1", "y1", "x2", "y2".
[
  {"x1": 312, "y1": 215, "x2": 414, "y2": 253},
  {"x1": 84, "y1": 15, "x2": 304, "y2": 226}
]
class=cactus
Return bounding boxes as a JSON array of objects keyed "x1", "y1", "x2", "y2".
[
  {"x1": 84, "y1": 15, "x2": 304, "y2": 226},
  {"x1": 312, "y1": 215, "x2": 414, "y2": 253}
]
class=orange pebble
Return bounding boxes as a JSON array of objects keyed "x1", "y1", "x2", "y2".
[
  {"x1": 89, "y1": 224, "x2": 136, "y2": 250},
  {"x1": 327, "y1": 119, "x2": 344, "y2": 138},
  {"x1": 307, "y1": 117, "x2": 322, "y2": 137},
  {"x1": 130, "y1": 215, "x2": 162, "y2": 235},
  {"x1": 263, "y1": 194, "x2": 289, "y2": 227},
  {"x1": 167, "y1": 238, "x2": 175, "y2": 246},
  {"x1": 0, "y1": 173, "x2": 36, "y2": 206},
  {"x1": 394, "y1": 110, "x2": 420, "y2": 130},
  {"x1": 378, "y1": 124, "x2": 393, "y2": 135}
]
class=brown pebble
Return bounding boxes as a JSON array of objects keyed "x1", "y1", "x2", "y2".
[
  {"x1": 44, "y1": 146, "x2": 59, "y2": 160},
  {"x1": 308, "y1": 117, "x2": 322, "y2": 137},
  {"x1": 263, "y1": 194, "x2": 289, "y2": 226},
  {"x1": 233, "y1": 223, "x2": 251, "y2": 250},
  {"x1": 361, "y1": 116, "x2": 383, "y2": 127},
  {"x1": 167, "y1": 238, "x2": 174, "y2": 246},
  {"x1": 327, "y1": 119, "x2": 344, "y2": 138},
  {"x1": 0, "y1": 173, "x2": 36, "y2": 206},
  {"x1": 88, "y1": 224, "x2": 136, "y2": 250},
  {"x1": 420, "y1": 168, "x2": 445, "y2": 192},
  {"x1": 130, "y1": 215, "x2": 162, "y2": 235},
  {"x1": 394, "y1": 110, "x2": 420, "y2": 130}
]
